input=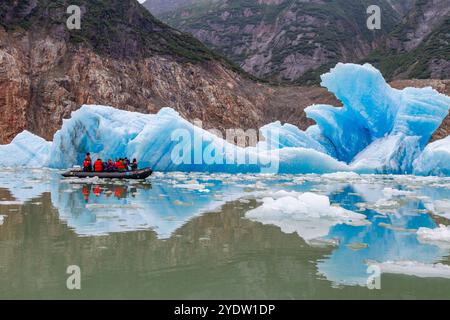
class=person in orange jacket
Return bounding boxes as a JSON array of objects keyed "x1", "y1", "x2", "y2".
[
  {"x1": 94, "y1": 159, "x2": 104, "y2": 172},
  {"x1": 116, "y1": 158, "x2": 126, "y2": 172}
]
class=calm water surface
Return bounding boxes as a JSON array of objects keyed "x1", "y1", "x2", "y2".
[{"x1": 0, "y1": 169, "x2": 450, "y2": 299}]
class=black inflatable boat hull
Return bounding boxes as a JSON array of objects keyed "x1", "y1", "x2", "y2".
[{"x1": 62, "y1": 168, "x2": 153, "y2": 180}]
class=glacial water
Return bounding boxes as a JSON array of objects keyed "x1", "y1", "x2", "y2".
[{"x1": 1, "y1": 169, "x2": 450, "y2": 299}]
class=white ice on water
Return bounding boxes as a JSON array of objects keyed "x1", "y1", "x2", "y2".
[
  {"x1": 370, "y1": 260, "x2": 450, "y2": 279},
  {"x1": 245, "y1": 191, "x2": 368, "y2": 242},
  {"x1": 417, "y1": 225, "x2": 450, "y2": 248},
  {"x1": 1, "y1": 63, "x2": 449, "y2": 175},
  {"x1": 0, "y1": 131, "x2": 51, "y2": 167}
]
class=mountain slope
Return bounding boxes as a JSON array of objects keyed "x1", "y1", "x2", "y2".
[
  {"x1": 0, "y1": 0, "x2": 340, "y2": 144},
  {"x1": 365, "y1": 0, "x2": 450, "y2": 80},
  {"x1": 151, "y1": 0, "x2": 402, "y2": 84},
  {"x1": 144, "y1": 0, "x2": 204, "y2": 15}
]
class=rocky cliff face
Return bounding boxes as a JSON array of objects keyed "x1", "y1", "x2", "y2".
[
  {"x1": 366, "y1": 0, "x2": 450, "y2": 80},
  {"x1": 152, "y1": 0, "x2": 402, "y2": 83},
  {"x1": 0, "y1": 0, "x2": 339, "y2": 144},
  {"x1": 149, "y1": 0, "x2": 449, "y2": 83},
  {"x1": 1, "y1": 0, "x2": 449, "y2": 148},
  {"x1": 386, "y1": 0, "x2": 416, "y2": 16},
  {"x1": 144, "y1": 0, "x2": 206, "y2": 15}
]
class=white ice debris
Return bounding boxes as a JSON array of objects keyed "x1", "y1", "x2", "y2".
[
  {"x1": 371, "y1": 260, "x2": 450, "y2": 279},
  {"x1": 424, "y1": 200, "x2": 450, "y2": 219},
  {"x1": 417, "y1": 225, "x2": 450, "y2": 248},
  {"x1": 322, "y1": 172, "x2": 360, "y2": 180},
  {"x1": 245, "y1": 192, "x2": 368, "y2": 242}
]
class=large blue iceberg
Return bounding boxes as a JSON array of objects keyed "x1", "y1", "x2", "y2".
[{"x1": 1, "y1": 63, "x2": 449, "y2": 175}]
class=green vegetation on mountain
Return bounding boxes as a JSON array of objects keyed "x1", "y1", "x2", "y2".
[
  {"x1": 154, "y1": 0, "x2": 400, "y2": 84},
  {"x1": 0, "y1": 0, "x2": 248, "y2": 75},
  {"x1": 365, "y1": 1, "x2": 450, "y2": 79},
  {"x1": 149, "y1": 0, "x2": 450, "y2": 83}
]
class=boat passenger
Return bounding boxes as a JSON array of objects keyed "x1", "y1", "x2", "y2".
[
  {"x1": 124, "y1": 157, "x2": 130, "y2": 170},
  {"x1": 130, "y1": 159, "x2": 138, "y2": 171},
  {"x1": 83, "y1": 153, "x2": 92, "y2": 172},
  {"x1": 105, "y1": 159, "x2": 115, "y2": 172},
  {"x1": 116, "y1": 158, "x2": 126, "y2": 172},
  {"x1": 94, "y1": 159, "x2": 104, "y2": 172}
]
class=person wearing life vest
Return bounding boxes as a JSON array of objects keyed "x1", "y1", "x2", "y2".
[
  {"x1": 83, "y1": 153, "x2": 92, "y2": 172},
  {"x1": 124, "y1": 157, "x2": 131, "y2": 171},
  {"x1": 130, "y1": 158, "x2": 138, "y2": 171},
  {"x1": 105, "y1": 159, "x2": 115, "y2": 172},
  {"x1": 94, "y1": 159, "x2": 104, "y2": 172},
  {"x1": 116, "y1": 158, "x2": 126, "y2": 172}
]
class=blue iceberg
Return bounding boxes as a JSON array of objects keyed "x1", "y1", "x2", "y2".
[
  {"x1": 306, "y1": 63, "x2": 450, "y2": 171},
  {"x1": 414, "y1": 136, "x2": 450, "y2": 176},
  {"x1": 0, "y1": 63, "x2": 449, "y2": 175},
  {"x1": 47, "y1": 105, "x2": 347, "y2": 174},
  {"x1": 0, "y1": 131, "x2": 51, "y2": 168}
]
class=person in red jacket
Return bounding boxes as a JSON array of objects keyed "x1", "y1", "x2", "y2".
[
  {"x1": 116, "y1": 158, "x2": 126, "y2": 172},
  {"x1": 94, "y1": 159, "x2": 104, "y2": 172}
]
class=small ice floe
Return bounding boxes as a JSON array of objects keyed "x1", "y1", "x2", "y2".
[
  {"x1": 378, "y1": 222, "x2": 416, "y2": 233},
  {"x1": 173, "y1": 180, "x2": 210, "y2": 193},
  {"x1": 417, "y1": 225, "x2": 450, "y2": 248},
  {"x1": 382, "y1": 187, "x2": 415, "y2": 198},
  {"x1": 0, "y1": 215, "x2": 5, "y2": 225},
  {"x1": 369, "y1": 260, "x2": 450, "y2": 279},
  {"x1": 365, "y1": 199, "x2": 402, "y2": 215},
  {"x1": 322, "y1": 172, "x2": 360, "y2": 181},
  {"x1": 347, "y1": 242, "x2": 369, "y2": 251},
  {"x1": 424, "y1": 200, "x2": 450, "y2": 220},
  {"x1": 85, "y1": 204, "x2": 143, "y2": 210},
  {"x1": 309, "y1": 238, "x2": 340, "y2": 247},
  {"x1": 245, "y1": 192, "x2": 369, "y2": 243}
]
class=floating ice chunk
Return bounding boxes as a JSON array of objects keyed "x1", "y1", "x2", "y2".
[
  {"x1": 382, "y1": 187, "x2": 415, "y2": 198},
  {"x1": 49, "y1": 105, "x2": 152, "y2": 168},
  {"x1": 0, "y1": 131, "x2": 51, "y2": 167},
  {"x1": 307, "y1": 63, "x2": 450, "y2": 163},
  {"x1": 322, "y1": 171, "x2": 360, "y2": 180},
  {"x1": 0, "y1": 215, "x2": 5, "y2": 225},
  {"x1": 174, "y1": 180, "x2": 210, "y2": 192},
  {"x1": 414, "y1": 136, "x2": 450, "y2": 176},
  {"x1": 350, "y1": 134, "x2": 422, "y2": 174},
  {"x1": 245, "y1": 192, "x2": 368, "y2": 242},
  {"x1": 423, "y1": 200, "x2": 450, "y2": 220},
  {"x1": 417, "y1": 225, "x2": 450, "y2": 248},
  {"x1": 44, "y1": 105, "x2": 350, "y2": 173},
  {"x1": 370, "y1": 260, "x2": 450, "y2": 279}
]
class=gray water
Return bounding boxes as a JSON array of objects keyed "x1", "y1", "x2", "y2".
[{"x1": 1, "y1": 169, "x2": 450, "y2": 299}]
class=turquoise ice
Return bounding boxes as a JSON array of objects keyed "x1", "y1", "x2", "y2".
[{"x1": 1, "y1": 63, "x2": 449, "y2": 175}]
